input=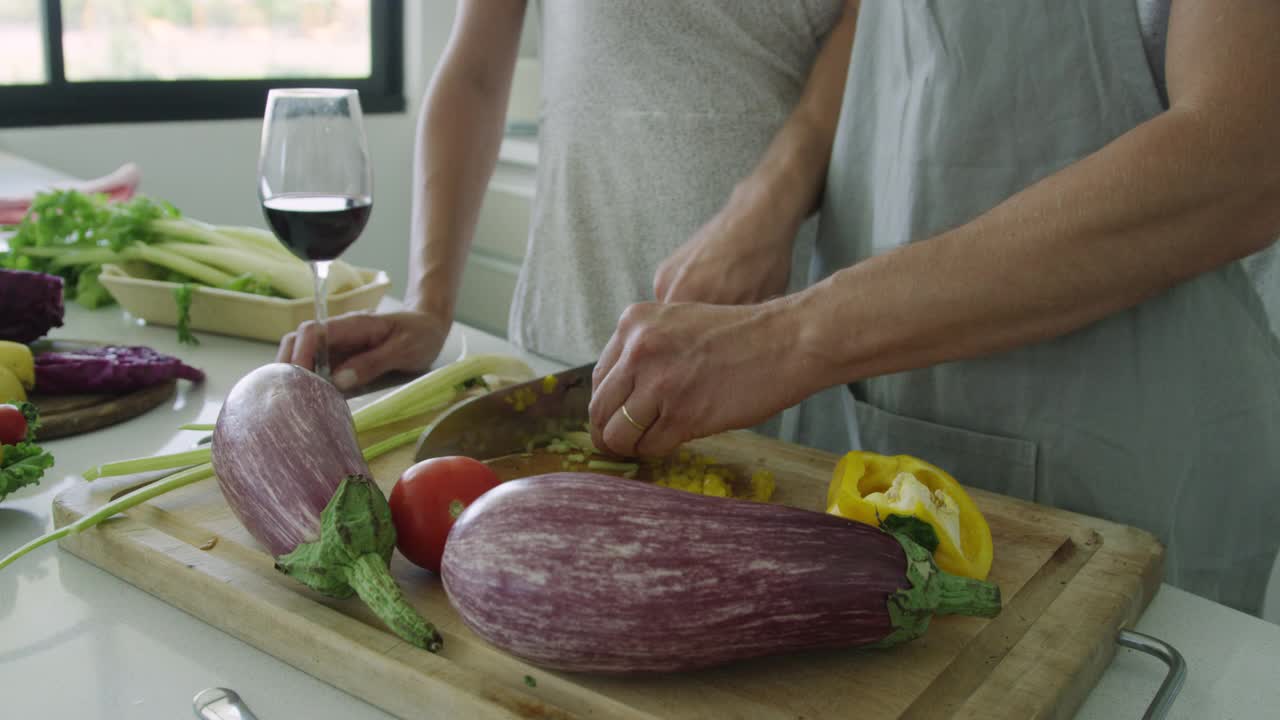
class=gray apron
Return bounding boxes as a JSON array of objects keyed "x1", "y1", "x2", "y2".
[{"x1": 817, "y1": 0, "x2": 1280, "y2": 615}]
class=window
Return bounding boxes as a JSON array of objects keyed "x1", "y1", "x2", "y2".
[{"x1": 0, "y1": 0, "x2": 403, "y2": 128}]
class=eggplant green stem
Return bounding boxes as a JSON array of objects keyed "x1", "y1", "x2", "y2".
[
  {"x1": 871, "y1": 531, "x2": 1003, "y2": 648},
  {"x1": 275, "y1": 476, "x2": 443, "y2": 652},
  {"x1": 347, "y1": 553, "x2": 443, "y2": 652},
  {"x1": 933, "y1": 571, "x2": 1003, "y2": 617}
]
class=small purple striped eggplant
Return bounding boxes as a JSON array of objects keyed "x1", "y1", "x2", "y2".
[
  {"x1": 212, "y1": 363, "x2": 441, "y2": 651},
  {"x1": 442, "y1": 473, "x2": 1000, "y2": 673}
]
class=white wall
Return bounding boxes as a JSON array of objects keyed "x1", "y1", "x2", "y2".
[{"x1": 0, "y1": 1, "x2": 460, "y2": 297}]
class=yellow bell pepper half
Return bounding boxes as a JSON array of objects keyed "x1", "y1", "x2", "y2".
[{"x1": 826, "y1": 451, "x2": 994, "y2": 580}]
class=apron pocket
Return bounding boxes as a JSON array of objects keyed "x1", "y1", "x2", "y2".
[{"x1": 853, "y1": 398, "x2": 1039, "y2": 500}]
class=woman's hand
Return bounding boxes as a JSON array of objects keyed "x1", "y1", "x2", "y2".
[
  {"x1": 653, "y1": 4, "x2": 861, "y2": 305},
  {"x1": 653, "y1": 185, "x2": 799, "y2": 304},
  {"x1": 276, "y1": 310, "x2": 451, "y2": 391},
  {"x1": 588, "y1": 298, "x2": 817, "y2": 458}
]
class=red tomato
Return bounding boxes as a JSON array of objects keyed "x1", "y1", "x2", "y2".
[
  {"x1": 0, "y1": 404, "x2": 27, "y2": 446},
  {"x1": 389, "y1": 456, "x2": 501, "y2": 573}
]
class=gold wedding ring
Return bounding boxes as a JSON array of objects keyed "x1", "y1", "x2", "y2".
[{"x1": 621, "y1": 404, "x2": 650, "y2": 433}]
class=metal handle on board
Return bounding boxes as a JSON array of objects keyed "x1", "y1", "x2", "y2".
[{"x1": 1117, "y1": 629, "x2": 1186, "y2": 720}]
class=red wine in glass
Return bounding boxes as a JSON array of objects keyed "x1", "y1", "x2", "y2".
[
  {"x1": 258, "y1": 88, "x2": 372, "y2": 381},
  {"x1": 262, "y1": 193, "x2": 373, "y2": 261}
]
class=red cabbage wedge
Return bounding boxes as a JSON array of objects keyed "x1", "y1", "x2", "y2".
[
  {"x1": 212, "y1": 363, "x2": 441, "y2": 651},
  {"x1": 35, "y1": 345, "x2": 205, "y2": 394},
  {"x1": 0, "y1": 269, "x2": 64, "y2": 343},
  {"x1": 442, "y1": 473, "x2": 1000, "y2": 673}
]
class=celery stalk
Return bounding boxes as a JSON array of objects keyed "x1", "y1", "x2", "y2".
[
  {"x1": 0, "y1": 355, "x2": 536, "y2": 575},
  {"x1": 352, "y1": 354, "x2": 535, "y2": 432},
  {"x1": 194, "y1": 223, "x2": 359, "y2": 289},
  {"x1": 0, "y1": 463, "x2": 215, "y2": 572},
  {"x1": 16, "y1": 247, "x2": 121, "y2": 266},
  {"x1": 361, "y1": 424, "x2": 431, "y2": 461},
  {"x1": 360, "y1": 392, "x2": 456, "y2": 430},
  {"x1": 122, "y1": 245, "x2": 235, "y2": 287},
  {"x1": 148, "y1": 218, "x2": 264, "y2": 254},
  {"x1": 83, "y1": 448, "x2": 212, "y2": 481},
  {"x1": 11, "y1": 246, "x2": 70, "y2": 258},
  {"x1": 85, "y1": 356, "x2": 530, "y2": 477},
  {"x1": 3, "y1": 419, "x2": 428, "y2": 574},
  {"x1": 325, "y1": 258, "x2": 364, "y2": 293},
  {"x1": 7, "y1": 419, "x2": 423, "y2": 574},
  {"x1": 84, "y1": 356, "x2": 531, "y2": 480},
  {"x1": 213, "y1": 225, "x2": 297, "y2": 260},
  {"x1": 48, "y1": 248, "x2": 124, "y2": 268},
  {"x1": 157, "y1": 243, "x2": 313, "y2": 298},
  {"x1": 214, "y1": 225, "x2": 366, "y2": 291},
  {"x1": 588, "y1": 460, "x2": 641, "y2": 474}
]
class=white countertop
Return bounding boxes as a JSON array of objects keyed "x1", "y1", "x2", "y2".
[
  {"x1": 0, "y1": 304, "x2": 1276, "y2": 720},
  {"x1": 4, "y1": 149, "x2": 1278, "y2": 720}
]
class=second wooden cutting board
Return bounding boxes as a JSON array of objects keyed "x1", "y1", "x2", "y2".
[{"x1": 25, "y1": 339, "x2": 179, "y2": 440}]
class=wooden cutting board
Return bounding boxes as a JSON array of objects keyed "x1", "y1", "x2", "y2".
[
  {"x1": 30, "y1": 380, "x2": 176, "y2": 440},
  {"x1": 51, "y1": 420, "x2": 1163, "y2": 720}
]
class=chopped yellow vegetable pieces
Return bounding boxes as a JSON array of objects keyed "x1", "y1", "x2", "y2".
[
  {"x1": 529, "y1": 432, "x2": 775, "y2": 502},
  {"x1": 504, "y1": 386, "x2": 539, "y2": 412}
]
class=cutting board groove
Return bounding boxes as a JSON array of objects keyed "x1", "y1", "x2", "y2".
[
  {"x1": 900, "y1": 532, "x2": 1097, "y2": 719},
  {"x1": 53, "y1": 426, "x2": 1163, "y2": 720}
]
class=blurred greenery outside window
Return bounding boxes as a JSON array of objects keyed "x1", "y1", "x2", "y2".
[{"x1": 0, "y1": 0, "x2": 403, "y2": 127}]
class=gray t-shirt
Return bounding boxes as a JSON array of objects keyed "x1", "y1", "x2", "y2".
[{"x1": 511, "y1": 0, "x2": 845, "y2": 365}]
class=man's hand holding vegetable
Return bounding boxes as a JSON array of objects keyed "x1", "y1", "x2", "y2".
[{"x1": 588, "y1": 300, "x2": 828, "y2": 459}]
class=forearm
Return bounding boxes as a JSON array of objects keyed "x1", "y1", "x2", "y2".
[
  {"x1": 404, "y1": 2, "x2": 525, "y2": 318},
  {"x1": 728, "y1": 2, "x2": 859, "y2": 234},
  {"x1": 789, "y1": 107, "x2": 1280, "y2": 392},
  {"x1": 404, "y1": 80, "x2": 510, "y2": 318}
]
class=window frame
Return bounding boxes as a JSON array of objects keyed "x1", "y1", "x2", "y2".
[{"x1": 1, "y1": 0, "x2": 404, "y2": 128}]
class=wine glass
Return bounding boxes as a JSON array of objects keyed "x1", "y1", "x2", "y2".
[{"x1": 258, "y1": 88, "x2": 373, "y2": 380}]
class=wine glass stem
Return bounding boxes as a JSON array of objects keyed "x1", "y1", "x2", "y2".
[{"x1": 312, "y1": 259, "x2": 332, "y2": 380}]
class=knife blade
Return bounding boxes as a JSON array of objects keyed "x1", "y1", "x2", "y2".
[{"x1": 413, "y1": 362, "x2": 594, "y2": 462}]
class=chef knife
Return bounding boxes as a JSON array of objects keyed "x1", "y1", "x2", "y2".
[{"x1": 412, "y1": 362, "x2": 594, "y2": 462}]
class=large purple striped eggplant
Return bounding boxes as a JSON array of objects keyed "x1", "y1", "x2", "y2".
[
  {"x1": 212, "y1": 363, "x2": 442, "y2": 651},
  {"x1": 442, "y1": 473, "x2": 1000, "y2": 673}
]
